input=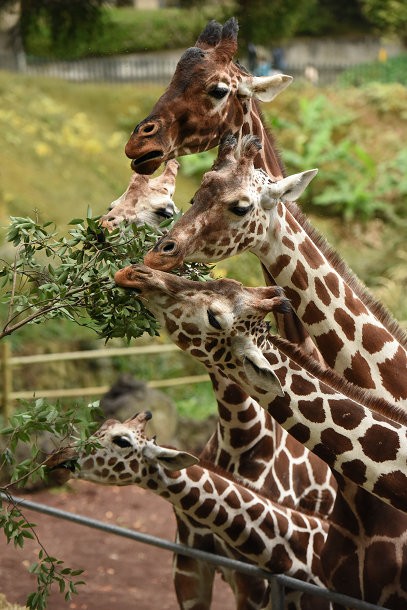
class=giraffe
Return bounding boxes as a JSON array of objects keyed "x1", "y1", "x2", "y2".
[
  {"x1": 47, "y1": 411, "x2": 332, "y2": 610},
  {"x1": 173, "y1": 370, "x2": 336, "y2": 609},
  {"x1": 100, "y1": 160, "x2": 179, "y2": 230},
  {"x1": 144, "y1": 135, "x2": 407, "y2": 405},
  {"x1": 113, "y1": 265, "x2": 407, "y2": 608},
  {"x1": 124, "y1": 18, "x2": 289, "y2": 181}
]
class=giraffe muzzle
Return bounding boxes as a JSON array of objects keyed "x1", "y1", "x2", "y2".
[
  {"x1": 129, "y1": 150, "x2": 165, "y2": 175},
  {"x1": 114, "y1": 265, "x2": 154, "y2": 292}
]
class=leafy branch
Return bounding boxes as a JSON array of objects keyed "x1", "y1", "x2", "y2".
[{"x1": 0, "y1": 212, "x2": 212, "y2": 342}]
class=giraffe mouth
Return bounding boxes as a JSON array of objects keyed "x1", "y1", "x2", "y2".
[{"x1": 131, "y1": 151, "x2": 164, "y2": 175}]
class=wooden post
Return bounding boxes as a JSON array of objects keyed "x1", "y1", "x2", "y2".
[{"x1": 0, "y1": 341, "x2": 12, "y2": 422}]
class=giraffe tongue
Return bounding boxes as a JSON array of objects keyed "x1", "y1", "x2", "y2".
[{"x1": 131, "y1": 151, "x2": 164, "y2": 175}]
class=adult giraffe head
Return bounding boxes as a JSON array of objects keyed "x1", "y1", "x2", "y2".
[
  {"x1": 144, "y1": 135, "x2": 317, "y2": 270},
  {"x1": 125, "y1": 18, "x2": 292, "y2": 176}
]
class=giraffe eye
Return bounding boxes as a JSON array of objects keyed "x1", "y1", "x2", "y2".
[
  {"x1": 208, "y1": 85, "x2": 229, "y2": 99},
  {"x1": 230, "y1": 202, "x2": 253, "y2": 216},
  {"x1": 112, "y1": 436, "x2": 132, "y2": 449},
  {"x1": 207, "y1": 309, "x2": 222, "y2": 329}
]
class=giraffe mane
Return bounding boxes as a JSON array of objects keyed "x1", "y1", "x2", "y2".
[
  {"x1": 285, "y1": 200, "x2": 407, "y2": 350},
  {"x1": 252, "y1": 99, "x2": 286, "y2": 177},
  {"x1": 269, "y1": 333, "x2": 407, "y2": 426}
]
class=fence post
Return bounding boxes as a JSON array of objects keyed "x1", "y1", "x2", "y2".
[
  {"x1": 269, "y1": 577, "x2": 285, "y2": 610},
  {"x1": 0, "y1": 341, "x2": 12, "y2": 422}
]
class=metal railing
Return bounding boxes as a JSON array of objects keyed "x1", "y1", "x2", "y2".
[{"x1": 0, "y1": 492, "x2": 387, "y2": 610}]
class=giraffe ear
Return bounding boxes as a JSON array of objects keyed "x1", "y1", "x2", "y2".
[
  {"x1": 261, "y1": 169, "x2": 318, "y2": 209},
  {"x1": 143, "y1": 445, "x2": 199, "y2": 471},
  {"x1": 233, "y1": 338, "x2": 284, "y2": 397},
  {"x1": 238, "y1": 74, "x2": 293, "y2": 102}
]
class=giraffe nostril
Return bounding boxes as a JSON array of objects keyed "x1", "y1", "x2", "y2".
[
  {"x1": 161, "y1": 241, "x2": 177, "y2": 254},
  {"x1": 138, "y1": 122, "x2": 159, "y2": 136}
]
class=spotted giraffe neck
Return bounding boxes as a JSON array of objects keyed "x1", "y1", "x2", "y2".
[
  {"x1": 174, "y1": 357, "x2": 336, "y2": 609},
  {"x1": 224, "y1": 325, "x2": 407, "y2": 513},
  {"x1": 320, "y1": 474, "x2": 407, "y2": 608},
  {"x1": 201, "y1": 367, "x2": 336, "y2": 516},
  {"x1": 253, "y1": 194, "x2": 407, "y2": 404},
  {"x1": 64, "y1": 427, "x2": 329, "y2": 591},
  {"x1": 115, "y1": 264, "x2": 406, "y2": 512}
]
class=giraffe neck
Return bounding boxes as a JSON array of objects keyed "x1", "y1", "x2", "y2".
[
  {"x1": 321, "y1": 474, "x2": 407, "y2": 608},
  {"x1": 254, "y1": 200, "x2": 407, "y2": 404},
  {"x1": 138, "y1": 460, "x2": 329, "y2": 584},
  {"x1": 201, "y1": 366, "x2": 336, "y2": 517},
  {"x1": 222, "y1": 332, "x2": 407, "y2": 514}
]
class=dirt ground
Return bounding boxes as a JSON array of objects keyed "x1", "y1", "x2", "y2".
[{"x1": 0, "y1": 481, "x2": 236, "y2": 610}]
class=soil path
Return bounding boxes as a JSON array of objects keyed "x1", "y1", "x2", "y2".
[{"x1": 0, "y1": 481, "x2": 235, "y2": 609}]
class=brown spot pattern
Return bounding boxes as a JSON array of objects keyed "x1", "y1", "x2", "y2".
[
  {"x1": 282, "y1": 236, "x2": 295, "y2": 251},
  {"x1": 288, "y1": 423, "x2": 311, "y2": 444},
  {"x1": 320, "y1": 428, "x2": 353, "y2": 455},
  {"x1": 344, "y1": 284, "x2": 368, "y2": 316},
  {"x1": 343, "y1": 351, "x2": 376, "y2": 389},
  {"x1": 302, "y1": 302, "x2": 326, "y2": 324},
  {"x1": 373, "y1": 471, "x2": 407, "y2": 513},
  {"x1": 290, "y1": 260, "x2": 309, "y2": 290},
  {"x1": 324, "y1": 272, "x2": 340, "y2": 298},
  {"x1": 290, "y1": 374, "x2": 317, "y2": 396},
  {"x1": 298, "y1": 239, "x2": 325, "y2": 269},
  {"x1": 334, "y1": 307, "x2": 356, "y2": 341},
  {"x1": 341, "y1": 459, "x2": 367, "y2": 484},
  {"x1": 361, "y1": 323, "x2": 393, "y2": 354},
  {"x1": 359, "y1": 424, "x2": 400, "y2": 462},
  {"x1": 315, "y1": 330, "x2": 344, "y2": 368},
  {"x1": 272, "y1": 254, "x2": 291, "y2": 278},
  {"x1": 377, "y1": 345, "x2": 407, "y2": 400},
  {"x1": 297, "y1": 397, "x2": 326, "y2": 423},
  {"x1": 330, "y1": 401, "x2": 365, "y2": 430},
  {"x1": 314, "y1": 278, "x2": 331, "y2": 306}
]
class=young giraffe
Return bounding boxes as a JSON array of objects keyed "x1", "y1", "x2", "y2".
[
  {"x1": 47, "y1": 411, "x2": 332, "y2": 610},
  {"x1": 114, "y1": 265, "x2": 407, "y2": 608},
  {"x1": 145, "y1": 135, "x2": 407, "y2": 406},
  {"x1": 100, "y1": 160, "x2": 179, "y2": 230}
]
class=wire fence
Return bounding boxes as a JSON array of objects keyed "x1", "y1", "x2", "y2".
[{"x1": 0, "y1": 50, "x2": 400, "y2": 86}]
